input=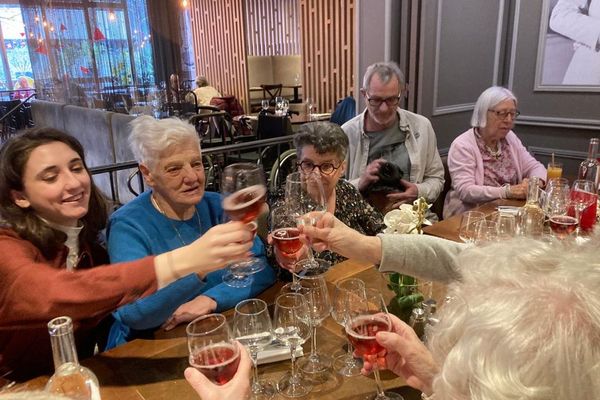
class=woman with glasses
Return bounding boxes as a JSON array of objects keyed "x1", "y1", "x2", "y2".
[
  {"x1": 270, "y1": 121, "x2": 384, "y2": 266},
  {"x1": 443, "y1": 86, "x2": 547, "y2": 218}
]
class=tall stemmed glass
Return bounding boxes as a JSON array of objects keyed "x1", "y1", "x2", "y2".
[
  {"x1": 570, "y1": 179, "x2": 597, "y2": 236},
  {"x1": 186, "y1": 314, "x2": 241, "y2": 386},
  {"x1": 285, "y1": 171, "x2": 328, "y2": 273},
  {"x1": 221, "y1": 163, "x2": 267, "y2": 287},
  {"x1": 233, "y1": 299, "x2": 275, "y2": 400},
  {"x1": 331, "y1": 278, "x2": 365, "y2": 377},
  {"x1": 296, "y1": 273, "x2": 333, "y2": 376},
  {"x1": 544, "y1": 183, "x2": 577, "y2": 239},
  {"x1": 273, "y1": 293, "x2": 312, "y2": 398},
  {"x1": 270, "y1": 206, "x2": 305, "y2": 286},
  {"x1": 346, "y1": 288, "x2": 404, "y2": 400}
]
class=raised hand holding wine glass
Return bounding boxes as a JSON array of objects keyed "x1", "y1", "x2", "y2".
[
  {"x1": 186, "y1": 314, "x2": 241, "y2": 386},
  {"x1": 221, "y1": 163, "x2": 267, "y2": 287}
]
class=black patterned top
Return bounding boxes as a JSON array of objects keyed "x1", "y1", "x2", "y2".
[{"x1": 269, "y1": 179, "x2": 385, "y2": 266}]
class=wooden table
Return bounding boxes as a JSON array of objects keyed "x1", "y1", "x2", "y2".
[
  {"x1": 17, "y1": 259, "x2": 423, "y2": 399},
  {"x1": 423, "y1": 199, "x2": 524, "y2": 242}
]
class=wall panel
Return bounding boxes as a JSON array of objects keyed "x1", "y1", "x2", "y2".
[
  {"x1": 300, "y1": 0, "x2": 354, "y2": 113},
  {"x1": 245, "y1": 0, "x2": 300, "y2": 56},
  {"x1": 188, "y1": 0, "x2": 248, "y2": 110}
]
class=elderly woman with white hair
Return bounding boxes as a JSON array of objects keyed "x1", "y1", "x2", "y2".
[
  {"x1": 443, "y1": 86, "x2": 546, "y2": 218},
  {"x1": 105, "y1": 116, "x2": 275, "y2": 349}
]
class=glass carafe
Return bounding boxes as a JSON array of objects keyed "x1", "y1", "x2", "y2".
[
  {"x1": 45, "y1": 316, "x2": 101, "y2": 400},
  {"x1": 517, "y1": 176, "x2": 545, "y2": 238}
]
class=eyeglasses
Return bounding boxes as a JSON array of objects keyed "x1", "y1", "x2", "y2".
[
  {"x1": 297, "y1": 160, "x2": 340, "y2": 175},
  {"x1": 488, "y1": 109, "x2": 520, "y2": 120},
  {"x1": 366, "y1": 95, "x2": 401, "y2": 108}
]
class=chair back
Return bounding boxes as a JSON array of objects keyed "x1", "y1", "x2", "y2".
[
  {"x1": 257, "y1": 113, "x2": 292, "y2": 140},
  {"x1": 260, "y1": 84, "x2": 283, "y2": 106},
  {"x1": 269, "y1": 148, "x2": 297, "y2": 191}
]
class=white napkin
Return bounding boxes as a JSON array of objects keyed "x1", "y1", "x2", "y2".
[{"x1": 256, "y1": 341, "x2": 304, "y2": 365}]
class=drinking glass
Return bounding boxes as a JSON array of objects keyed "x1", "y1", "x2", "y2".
[
  {"x1": 570, "y1": 179, "x2": 597, "y2": 235},
  {"x1": 233, "y1": 299, "x2": 275, "y2": 400},
  {"x1": 331, "y1": 278, "x2": 365, "y2": 377},
  {"x1": 261, "y1": 99, "x2": 270, "y2": 112},
  {"x1": 285, "y1": 171, "x2": 327, "y2": 272},
  {"x1": 306, "y1": 97, "x2": 314, "y2": 119},
  {"x1": 186, "y1": 314, "x2": 240, "y2": 386},
  {"x1": 473, "y1": 220, "x2": 498, "y2": 244},
  {"x1": 270, "y1": 206, "x2": 305, "y2": 291},
  {"x1": 546, "y1": 162, "x2": 563, "y2": 181},
  {"x1": 273, "y1": 293, "x2": 312, "y2": 397},
  {"x1": 458, "y1": 211, "x2": 485, "y2": 243},
  {"x1": 345, "y1": 288, "x2": 403, "y2": 400},
  {"x1": 296, "y1": 273, "x2": 333, "y2": 376},
  {"x1": 282, "y1": 98, "x2": 290, "y2": 115},
  {"x1": 221, "y1": 163, "x2": 267, "y2": 287},
  {"x1": 491, "y1": 212, "x2": 516, "y2": 240},
  {"x1": 275, "y1": 96, "x2": 284, "y2": 115}
]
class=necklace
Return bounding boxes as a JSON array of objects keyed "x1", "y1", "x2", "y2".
[
  {"x1": 485, "y1": 143, "x2": 501, "y2": 159},
  {"x1": 151, "y1": 194, "x2": 202, "y2": 246}
]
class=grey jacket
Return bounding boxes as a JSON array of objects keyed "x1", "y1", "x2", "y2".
[
  {"x1": 342, "y1": 108, "x2": 445, "y2": 203},
  {"x1": 378, "y1": 234, "x2": 464, "y2": 283}
]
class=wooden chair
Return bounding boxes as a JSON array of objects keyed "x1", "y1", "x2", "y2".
[{"x1": 260, "y1": 84, "x2": 283, "y2": 106}]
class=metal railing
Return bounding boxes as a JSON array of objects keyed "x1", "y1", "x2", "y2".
[
  {"x1": 90, "y1": 135, "x2": 295, "y2": 206},
  {"x1": 0, "y1": 93, "x2": 36, "y2": 143}
]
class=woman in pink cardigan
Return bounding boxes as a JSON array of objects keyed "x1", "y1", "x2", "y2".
[{"x1": 443, "y1": 86, "x2": 546, "y2": 218}]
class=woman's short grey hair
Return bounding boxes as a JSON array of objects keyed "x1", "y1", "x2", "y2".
[
  {"x1": 470, "y1": 86, "x2": 517, "y2": 128},
  {"x1": 196, "y1": 76, "x2": 208, "y2": 87},
  {"x1": 293, "y1": 121, "x2": 349, "y2": 161},
  {"x1": 128, "y1": 116, "x2": 199, "y2": 171},
  {"x1": 429, "y1": 234, "x2": 600, "y2": 400},
  {"x1": 362, "y1": 61, "x2": 405, "y2": 93}
]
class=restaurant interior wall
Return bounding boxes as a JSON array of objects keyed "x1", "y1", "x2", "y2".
[{"x1": 355, "y1": 0, "x2": 599, "y2": 174}]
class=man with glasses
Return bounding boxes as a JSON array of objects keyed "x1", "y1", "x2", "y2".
[{"x1": 342, "y1": 61, "x2": 444, "y2": 211}]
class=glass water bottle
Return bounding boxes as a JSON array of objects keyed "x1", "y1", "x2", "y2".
[
  {"x1": 517, "y1": 176, "x2": 545, "y2": 238},
  {"x1": 578, "y1": 138, "x2": 599, "y2": 186},
  {"x1": 45, "y1": 316, "x2": 101, "y2": 400}
]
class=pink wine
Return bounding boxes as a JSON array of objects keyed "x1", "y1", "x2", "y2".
[
  {"x1": 223, "y1": 185, "x2": 266, "y2": 223},
  {"x1": 190, "y1": 343, "x2": 240, "y2": 385},
  {"x1": 272, "y1": 227, "x2": 302, "y2": 256},
  {"x1": 549, "y1": 215, "x2": 577, "y2": 238},
  {"x1": 345, "y1": 315, "x2": 390, "y2": 357}
]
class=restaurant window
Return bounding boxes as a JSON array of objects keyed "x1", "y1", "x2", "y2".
[{"x1": 0, "y1": 4, "x2": 34, "y2": 98}]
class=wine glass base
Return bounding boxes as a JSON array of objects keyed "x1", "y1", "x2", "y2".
[
  {"x1": 236, "y1": 257, "x2": 266, "y2": 274},
  {"x1": 294, "y1": 258, "x2": 330, "y2": 277},
  {"x1": 222, "y1": 273, "x2": 254, "y2": 288},
  {"x1": 333, "y1": 353, "x2": 363, "y2": 377},
  {"x1": 297, "y1": 353, "x2": 332, "y2": 375},
  {"x1": 251, "y1": 379, "x2": 277, "y2": 400},
  {"x1": 277, "y1": 371, "x2": 313, "y2": 398}
]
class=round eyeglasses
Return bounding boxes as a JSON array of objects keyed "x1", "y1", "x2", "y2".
[{"x1": 297, "y1": 161, "x2": 340, "y2": 175}]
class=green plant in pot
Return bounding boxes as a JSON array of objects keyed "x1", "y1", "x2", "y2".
[{"x1": 386, "y1": 273, "x2": 431, "y2": 324}]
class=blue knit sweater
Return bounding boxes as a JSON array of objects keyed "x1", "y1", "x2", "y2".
[{"x1": 105, "y1": 190, "x2": 276, "y2": 349}]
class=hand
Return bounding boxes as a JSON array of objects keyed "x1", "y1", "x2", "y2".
[
  {"x1": 387, "y1": 179, "x2": 418, "y2": 208},
  {"x1": 162, "y1": 295, "x2": 217, "y2": 331},
  {"x1": 267, "y1": 233, "x2": 307, "y2": 273},
  {"x1": 358, "y1": 159, "x2": 386, "y2": 192},
  {"x1": 185, "y1": 341, "x2": 251, "y2": 400},
  {"x1": 362, "y1": 314, "x2": 438, "y2": 395},
  {"x1": 508, "y1": 179, "x2": 528, "y2": 199},
  {"x1": 188, "y1": 222, "x2": 254, "y2": 274}
]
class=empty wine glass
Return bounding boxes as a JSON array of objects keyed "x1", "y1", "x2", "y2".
[
  {"x1": 306, "y1": 97, "x2": 314, "y2": 119},
  {"x1": 491, "y1": 212, "x2": 517, "y2": 240},
  {"x1": 186, "y1": 314, "x2": 240, "y2": 386},
  {"x1": 345, "y1": 288, "x2": 403, "y2": 400},
  {"x1": 221, "y1": 163, "x2": 267, "y2": 287},
  {"x1": 275, "y1": 96, "x2": 284, "y2": 115},
  {"x1": 473, "y1": 220, "x2": 498, "y2": 244},
  {"x1": 261, "y1": 99, "x2": 270, "y2": 112},
  {"x1": 296, "y1": 273, "x2": 333, "y2": 376},
  {"x1": 233, "y1": 299, "x2": 275, "y2": 400},
  {"x1": 273, "y1": 293, "x2": 312, "y2": 397},
  {"x1": 458, "y1": 211, "x2": 485, "y2": 243},
  {"x1": 285, "y1": 171, "x2": 327, "y2": 273},
  {"x1": 281, "y1": 98, "x2": 290, "y2": 115},
  {"x1": 331, "y1": 278, "x2": 365, "y2": 377}
]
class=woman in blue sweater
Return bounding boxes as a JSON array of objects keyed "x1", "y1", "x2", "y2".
[{"x1": 105, "y1": 116, "x2": 276, "y2": 349}]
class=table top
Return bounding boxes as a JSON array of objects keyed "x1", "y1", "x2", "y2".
[
  {"x1": 423, "y1": 199, "x2": 524, "y2": 242},
  {"x1": 17, "y1": 259, "x2": 427, "y2": 399}
]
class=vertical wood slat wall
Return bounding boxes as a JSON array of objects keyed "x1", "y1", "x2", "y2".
[
  {"x1": 300, "y1": 0, "x2": 354, "y2": 113},
  {"x1": 245, "y1": 0, "x2": 300, "y2": 56},
  {"x1": 188, "y1": 0, "x2": 249, "y2": 110}
]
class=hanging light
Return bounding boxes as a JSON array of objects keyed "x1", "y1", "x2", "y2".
[
  {"x1": 182, "y1": 0, "x2": 188, "y2": 8},
  {"x1": 34, "y1": 15, "x2": 39, "y2": 23},
  {"x1": 42, "y1": 20, "x2": 47, "y2": 27},
  {"x1": 109, "y1": 11, "x2": 116, "y2": 21}
]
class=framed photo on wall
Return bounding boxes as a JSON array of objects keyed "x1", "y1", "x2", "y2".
[{"x1": 535, "y1": 0, "x2": 600, "y2": 91}]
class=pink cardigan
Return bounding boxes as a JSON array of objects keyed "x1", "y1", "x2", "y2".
[{"x1": 443, "y1": 129, "x2": 547, "y2": 218}]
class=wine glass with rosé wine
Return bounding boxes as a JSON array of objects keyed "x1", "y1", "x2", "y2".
[
  {"x1": 345, "y1": 288, "x2": 404, "y2": 400},
  {"x1": 186, "y1": 314, "x2": 241, "y2": 386},
  {"x1": 270, "y1": 206, "x2": 305, "y2": 291},
  {"x1": 221, "y1": 163, "x2": 268, "y2": 287}
]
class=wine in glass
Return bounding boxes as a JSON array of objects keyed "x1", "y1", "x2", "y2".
[
  {"x1": 273, "y1": 293, "x2": 312, "y2": 398},
  {"x1": 186, "y1": 314, "x2": 240, "y2": 386},
  {"x1": 296, "y1": 273, "x2": 333, "y2": 377},
  {"x1": 570, "y1": 179, "x2": 598, "y2": 235},
  {"x1": 544, "y1": 183, "x2": 577, "y2": 239},
  {"x1": 270, "y1": 206, "x2": 305, "y2": 291},
  {"x1": 346, "y1": 288, "x2": 404, "y2": 400},
  {"x1": 233, "y1": 299, "x2": 275, "y2": 400},
  {"x1": 331, "y1": 278, "x2": 366, "y2": 377},
  {"x1": 221, "y1": 163, "x2": 267, "y2": 287}
]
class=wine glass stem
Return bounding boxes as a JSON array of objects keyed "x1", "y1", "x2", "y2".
[
  {"x1": 309, "y1": 324, "x2": 318, "y2": 358},
  {"x1": 373, "y1": 368, "x2": 387, "y2": 399},
  {"x1": 250, "y1": 350, "x2": 260, "y2": 391},
  {"x1": 346, "y1": 340, "x2": 355, "y2": 366},
  {"x1": 290, "y1": 345, "x2": 298, "y2": 379}
]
